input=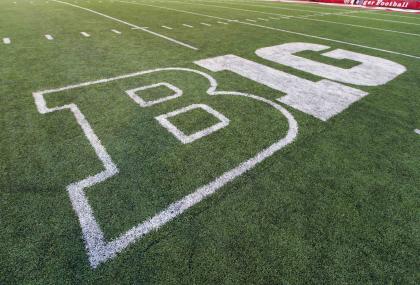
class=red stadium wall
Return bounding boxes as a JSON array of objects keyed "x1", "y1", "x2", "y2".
[{"x1": 310, "y1": 0, "x2": 420, "y2": 9}]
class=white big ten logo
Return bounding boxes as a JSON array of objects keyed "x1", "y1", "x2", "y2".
[
  {"x1": 33, "y1": 67, "x2": 298, "y2": 268},
  {"x1": 33, "y1": 42, "x2": 405, "y2": 268},
  {"x1": 195, "y1": 42, "x2": 406, "y2": 121}
]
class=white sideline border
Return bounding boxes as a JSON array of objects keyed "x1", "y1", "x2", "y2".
[
  {"x1": 51, "y1": 0, "x2": 199, "y2": 50},
  {"x1": 33, "y1": 67, "x2": 298, "y2": 268},
  {"x1": 156, "y1": 104, "x2": 230, "y2": 144},
  {"x1": 118, "y1": 1, "x2": 420, "y2": 60}
]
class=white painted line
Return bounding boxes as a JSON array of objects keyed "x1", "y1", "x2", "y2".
[
  {"x1": 45, "y1": 34, "x2": 54, "y2": 40},
  {"x1": 111, "y1": 29, "x2": 122, "y2": 34},
  {"x1": 257, "y1": 17, "x2": 269, "y2": 21},
  {"x1": 3, "y1": 38, "x2": 11, "y2": 44},
  {"x1": 156, "y1": 104, "x2": 230, "y2": 144},
  {"x1": 126, "y1": 82, "x2": 182, "y2": 107},
  {"x1": 161, "y1": 25, "x2": 173, "y2": 30},
  {"x1": 415, "y1": 129, "x2": 420, "y2": 135},
  {"x1": 246, "y1": 19, "x2": 257, "y2": 22},
  {"x1": 200, "y1": 22, "x2": 211, "y2": 26},
  {"x1": 33, "y1": 67, "x2": 298, "y2": 268},
  {"x1": 182, "y1": 24, "x2": 193, "y2": 28},
  {"x1": 51, "y1": 0, "x2": 199, "y2": 50},
  {"x1": 120, "y1": 1, "x2": 420, "y2": 60},
  {"x1": 131, "y1": 26, "x2": 148, "y2": 29},
  {"x1": 81, "y1": 32, "x2": 90, "y2": 37},
  {"x1": 188, "y1": 1, "x2": 420, "y2": 37},
  {"x1": 217, "y1": 21, "x2": 228, "y2": 25}
]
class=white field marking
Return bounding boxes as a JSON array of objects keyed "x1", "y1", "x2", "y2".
[
  {"x1": 200, "y1": 22, "x2": 211, "y2": 26},
  {"x1": 125, "y1": 82, "x2": 182, "y2": 107},
  {"x1": 156, "y1": 104, "x2": 230, "y2": 144},
  {"x1": 339, "y1": 13, "x2": 420, "y2": 26},
  {"x1": 217, "y1": 21, "x2": 228, "y2": 24},
  {"x1": 111, "y1": 29, "x2": 122, "y2": 34},
  {"x1": 161, "y1": 25, "x2": 173, "y2": 30},
  {"x1": 182, "y1": 1, "x2": 420, "y2": 37},
  {"x1": 81, "y1": 32, "x2": 91, "y2": 37},
  {"x1": 45, "y1": 34, "x2": 54, "y2": 40},
  {"x1": 196, "y1": 53, "x2": 367, "y2": 121},
  {"x1": 33, "y1": 67, "x2": 298, "y2": 268},
  {"x1": 131, "y1": 26, "x2": 149, "y2": 29},
  {"x1": 257, "y1": 17, "x2": 269, "y2": 21},
  {"x1": 120, "y1": 1, "x2": 420, "y2": 60},
  {"x1": 415, "y1": 129, "x2": 420, "y2": 135},
  {"x1": 255, "y1": 42, "x2": 406, "y2": 86},
  {"x1": 358, "y1": 10, "x2": 420, "y2": 20},
  {"x1": 51, "y1": 0, "x2": 199, "y2": 50},
  {"x1": 182, "y1": 24, "x2": 194, "y2": 28},
  {"x1": 3, "y1": 38, "x2": 11, "y2": 44},
  {"x1": 246, "y1": 19, "x2": 257, "y2": 22}
]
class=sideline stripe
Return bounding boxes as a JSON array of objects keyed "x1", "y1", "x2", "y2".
[
  {"x1": 81, "y1": 32, "x2": 91, "y2": 37},
  {"x1": 162, "y1": 25, "x2": 173, "y2": 30},
  {"x1": 51, "y1": 0, "x2": 199, "y2": 50},
  {"x1": 3, "y1": 38, "x2": 11, "y2": 44},
  {"x1": 111, "y1": 29, "x2": 122, "y2": 34},
  {"x1": 45, "y1": 34, "x2": 54, "y2": 40},
  {"x1": 174, "y1": 0, "x2": 420, "y2": 37},
  {"x1": 119, "y1": 1, "x2": 420, "y2": 60}
]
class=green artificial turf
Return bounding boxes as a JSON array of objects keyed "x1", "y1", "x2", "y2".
[{"x1": 1, "y1": 0, "x2": 419, "y2": 283}]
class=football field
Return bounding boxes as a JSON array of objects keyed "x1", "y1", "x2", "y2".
[{"x1": 1, "y1": 0, "x2": 419, "y2": 283}]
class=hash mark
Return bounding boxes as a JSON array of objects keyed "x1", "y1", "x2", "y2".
[
  {"x1": 200, "y1": 22, "x2": 211, "y2": 26},
  {"x1": 45, "y1": 34, "x2": 54, "y2": 40},
  {"x1": 111, "y1": 29, "x2": 122, "y2": 34},
  {"x1": 80, "y1": 32, "x2": 90, "y2": 37},
  {"x1": 3, "y1": 38, "x2": 11, "y2": 44},
  {"x1": 182, "y1": 24, "x2": 193, "y2": 28},
  {"x1": 162, "y1": 25, "x2": 173, "y2": 30},
  {"x1": 415, "y1": 129, "x2": 420, "y2": 135}
]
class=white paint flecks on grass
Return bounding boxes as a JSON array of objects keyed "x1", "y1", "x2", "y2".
[
  {"x1": 161, "y1": 25, "x2": 173, "y2": 30},
  {"x1": 33, "y1": 67, "x2": 298, "y2": 268},
  {"x1": 111, "y1": 29, "x2": 121, "y2": 34},
  {"x1": 200, "y1": 22, "x2": 211, "y2": 26},
  {"x1": 81, "y1": 32, "x2": 90, "y2": 37},
  {"x1": 156, "y1": 104, "x2": 230, "y2": 144},
  {"x1": 182, "y1": 24, "x2": 193, "y2": 28},
  {"x1": 52, "y1": 0, "x2": 199, "y2": 50},
  {"x1": 45, "y1": 34, "x2": 54, "y2": 40},
  {"x1": 3, "y1": 38, "x2": 11, "y2": 44},
  {"x1": 126, "y1": 82, "x2": 182, "y2": 107}
]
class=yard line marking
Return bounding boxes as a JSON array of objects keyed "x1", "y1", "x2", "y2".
[
  {"x1": 257, "y1": 17, "x2": 268, "y2": 21},
  {"x1": 217, "y1": 21, "x2": 228, "y2": 24},
  {"x1": 200, "y1": 22, "x2": 211, "y2": 26},
  {"x1": 33, "y1": 67, "x2": 298, "y2": 268},
  {"x1": 182, "y1": 24, "x2": 194, "y2": 28},
  {"x1": 45, "y1": 34, "x2": 54, "y2": 40},
  {"x1": 81, "y1": 32, "x2": 90, "y2": 37},
  {"x1": 121, "y1": 1, "x2": 420, "y2": 60},
  {"x1": 161, "y1": 25, "x2": 173, "y2": 30},
  {"x1": 415, "y1": 129, "x2": 420, "y2": 135},
  {"x1": 111, "y1": 29, "x2": 122, "y2": 34},
  {"x1": 177, "y1": 0, "x2": 420, "y2": 36},
  {"x1": 246, "y1": 19, "x2": 257, "y2": 22},
  {"x1": 3, "y1": 38, "x2": 11, "y2": 44},
  {"x1": 51, "y1": 0, "x2": 199, "y2": 50}
]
